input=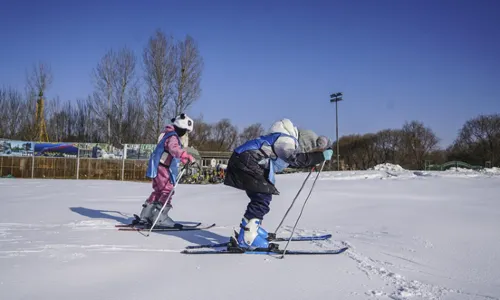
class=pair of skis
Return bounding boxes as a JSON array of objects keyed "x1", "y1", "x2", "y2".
[
  {"x1": 116, "y1": 221, "x2": 347, "y2": 255},
  {"x1": 183, "y1": 246, "x2": 348, "y2": 256},
  {"x1": 184, "y1": 233, "x2": 334, "y2": 249},
  {"x1": 182, "y1": 232, "x2": 348, "y2": 256}
]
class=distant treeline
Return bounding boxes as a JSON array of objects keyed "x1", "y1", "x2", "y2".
[
  {"x1": 333, "y1": 115, "x2": 499, "y2": 170},
  {"x1": 0, "y1": 28, "x2": 498, "y2": 169}
]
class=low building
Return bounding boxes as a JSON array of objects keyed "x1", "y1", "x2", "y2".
[{"x1": 198, "y1": 151, "x2": 232, "y2": 168}]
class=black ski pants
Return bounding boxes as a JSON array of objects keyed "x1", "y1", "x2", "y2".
[{"x1": 244, "y1": 191, "x2": 272, "y2": 220}]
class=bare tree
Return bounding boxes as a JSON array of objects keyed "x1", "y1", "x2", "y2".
[
  {"x1": 428, "y1": 149, "x2": 447, "y2": 165},
  {"x1": 400, "y1": 121, "x2": 439, "y2": 169},
  {"x1": 80, "y1": 96, "x2": 103, "y2": 142},
  {"x1": 0, "y1": 89, "x2": 4, "y2": 137},
  {"x1": 375, "y1": 129, "x2": 402, "y2": 164},
  {"x1": 46, "y1": 97, "x2": 80, "y2": 142},
  {"x1": 189, "y1": 116, "x2": 212, "y2": 149},
  {"x1": 0, "y1": 87, "x2": 24, "y2": 138},
  {"x1": 122, "y1": 88, "x2": 146, "y2": 144},
  {"x1": 212, "y1": 119, "x2": 238, "y2": 151},
  {"x1": 337, "y1": 135, "x2": 362, "y2": 170},
  {"x1": 347, "y1": 135, "x2": 375, "y2": 169},
  {"x1": 113, "y1": 47, "x2": 137, "y2": 144},
  {"x1": 336, "y1": 125, "x2": 436, "y2": 170},
  {"x1": 74, "y1": 98, "x2": 90, "y2": 142},
  {"x1": 46, "y1": 97, "x2": 63, "y2": 141},
  {"x1": 362, "y1": 133, "x2": 379, "y2": 168},
  {"x1": 239, "y1": 123, "x2": 265, "y2": 144},
  {"x1": 26, "y1": 62, "x2": 53, "y2": 101},
  {"x1": 172, "y1": 35, "x2": 203, "y2": 116},
  {"x1": 90, "y1": 49, "x2": 117, "y2": 145},
  {"x1": 143, "y1": 29, "x2": 177, "y2": 141},
  {"x1": 0, "y1": 88, "x2": 8, "y2": 137},
  {"x1": 26, "y1": 62, "x2": 52, "y2": 141},
  {"x1": 15, "y1": 85, "x2": 37, "y2": 140},
  {"x1": 450, "y1": 114, "x2": 500, "y2": 166}
]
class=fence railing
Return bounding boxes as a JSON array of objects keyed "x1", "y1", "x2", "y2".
[
  {"x1": 0, "y1": 156, "x2": 148, "y2": 181},
  {"x1": 0, "y1": 137, "x2": 234, "y2": 182},
  {"x1": 0, "y1": 155, "x2": 231, "y2": 183}
]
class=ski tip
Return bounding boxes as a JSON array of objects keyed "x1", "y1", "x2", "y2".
[
  {"x1": 185, "y1": 241, "x2": 230, "y2": 249},
  {"x1": 115, "y1": 224, "x2": 134, "y2": 228},
  {"x1": 309, "y1": 233, "x2": 332, "y2": 239},
  {"x1": 179, "y1": 222, "x2": 216, "y2": 229}
]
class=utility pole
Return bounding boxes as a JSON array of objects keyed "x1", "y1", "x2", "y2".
[{"x1": 330, "y1": 92, "x2": 343, "y2": 170}]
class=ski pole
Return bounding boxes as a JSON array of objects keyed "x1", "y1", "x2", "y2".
[
  {"x1": 273, "y1": 166, "x2": 314, "y2": 236},
  {"x1": 279, "y1": 160, "x2": 326, "y2": 259},
  {"x1": 146, "y1": 163, "x2": 190, "y2": 237}
]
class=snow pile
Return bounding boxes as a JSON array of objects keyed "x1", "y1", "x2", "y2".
[
  {"x1": 482, "y1": 167, "x2": 500, "y2": 175},
  {"x1": 318, "y1": 171, "x2": 390, "y2": 180},
  {"x1": 371, "y1": 163, "x2": 406, "y2": 172},
  {"x1": 443, "y1": 167, "x2": 481, "y2": 177},
  {"x1": 446, "y1": 167, "x2": 474, "y2": 172}
]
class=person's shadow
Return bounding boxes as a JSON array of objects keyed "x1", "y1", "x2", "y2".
[
  {"x1": 70, "y1": 207, "x2": 134, "y2": 224},
  {"x1": 69, "y1": 206, "x2": 230, "y2": 246},
  {"x1": 152, "y1": 228, "x2": 230, "y2": 247}
]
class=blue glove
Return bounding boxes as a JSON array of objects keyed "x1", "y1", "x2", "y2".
[{"x1": 323, "y1": 149, "x2": 333, "y2": 161}]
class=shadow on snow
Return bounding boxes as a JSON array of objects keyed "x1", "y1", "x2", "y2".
[
  {"x1": 69, "y1": 206, "x2": 229, "y2": 246},
  {"x1": 69, "y1": 206, "x2": 133, "y2": 224}
]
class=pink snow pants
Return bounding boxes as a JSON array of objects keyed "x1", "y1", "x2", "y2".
[{"x1": 147, "y1": 165, "x2": 175, "y2": 205}]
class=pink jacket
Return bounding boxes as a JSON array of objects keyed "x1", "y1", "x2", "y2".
[{"x1": 159, "y1": 125, "x2": 187, "y2": 166}]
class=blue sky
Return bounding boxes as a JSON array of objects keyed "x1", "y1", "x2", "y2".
[{"x1": 1, "y1": 0, "x2": 499, "y2": 147}]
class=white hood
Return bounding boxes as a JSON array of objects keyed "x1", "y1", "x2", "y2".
[{"x1": 269, "y1": 119, "x2": 299, "y2": 139}]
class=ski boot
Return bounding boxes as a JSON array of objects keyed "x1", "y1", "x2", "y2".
[
  {"x1": 250, "y1": 218, "x2": 276, "y2": 241},
  {"x1": 261, "y1": 224, "x2": 276, "y2": 241},
  {"x1": 131, "y1": 201, "x2": 156, "y2": 226},
  {"x1": 150, "y1": 202, "x2": 182, "y2": 228},
  {"x1": 233, "y1": 217, "x2": 274, "y2": 241},
  {"x1": 231, "y1": 218, "x2": 278, "y2": 252},
  {"x1": 134, "y1": 201, "x2": 181, "y2": 229}
]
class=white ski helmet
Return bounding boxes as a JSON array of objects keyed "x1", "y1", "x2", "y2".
[{"x1": 171, "y1": 113, "x2": 194, "y2": 132}]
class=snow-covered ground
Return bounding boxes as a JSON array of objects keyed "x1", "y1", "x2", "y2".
[{"x1": 1, "y1": 167, "x2": 499, "y2": 300}]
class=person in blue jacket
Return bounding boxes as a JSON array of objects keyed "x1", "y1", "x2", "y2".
[{"x1": 224, "y1": 118, "x2": 333, "y2": 250}]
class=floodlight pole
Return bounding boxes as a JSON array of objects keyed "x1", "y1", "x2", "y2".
[{"x1": 330, "y1": 92, "x2": 343, "y2": 170}]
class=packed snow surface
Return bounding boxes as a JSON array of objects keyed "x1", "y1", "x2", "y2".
[{"x1": 1, "y1": 169, "x2": 499, "y2": 300}]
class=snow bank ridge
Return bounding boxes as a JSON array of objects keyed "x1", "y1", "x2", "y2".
[{"x1": 370, "y1": 163, "x2": 406, "y2": 172}]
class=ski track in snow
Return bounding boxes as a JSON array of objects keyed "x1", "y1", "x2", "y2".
[
  {"x1": 338, "y1": 238, "x2": 452, "y2": 300},
  {"x1": 2, "y1": 220, "x2": 496, "y2": 300},
  {"x1": 0, "y1": 227, "x2": 497, "y2": 300},
  {"x1": 334, "y1": 227, "x2": 498, "y2": 300},
  {"x1": 1, "y1": 167, "x2": 499, "y2": 300},
  {"x1": 331, "y1": 236, "x2": 496, "y2": 300},
  {"x1": 280, "y1": 219, "x2": 498, "y2": 300}
]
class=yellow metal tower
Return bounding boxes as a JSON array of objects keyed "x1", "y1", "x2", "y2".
[{"x1": 34, "y1": 91, "x2": 49, "y2": 142}]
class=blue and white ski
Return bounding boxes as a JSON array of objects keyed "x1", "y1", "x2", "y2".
[
  {"x1": 181, "y1": 247, "x2": 348, "y2": 255},
  {"x1": 185, "y1": 233, "x2": 332, "y2": 249}
]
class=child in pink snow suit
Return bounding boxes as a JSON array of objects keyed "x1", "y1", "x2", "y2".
[{"x1": 134, "y1": 113, "x2": 195, "y2": 228}]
